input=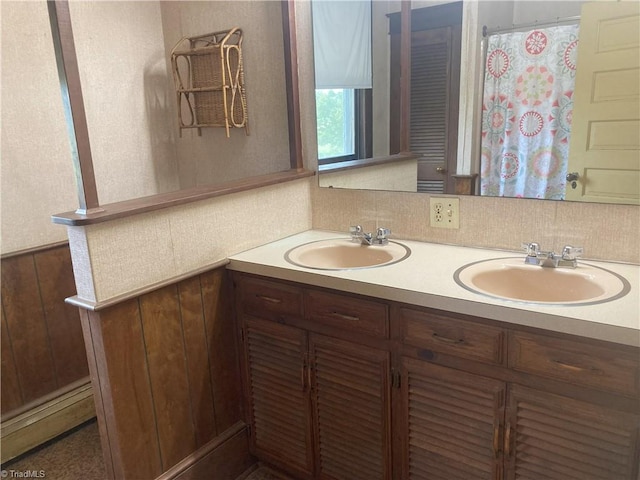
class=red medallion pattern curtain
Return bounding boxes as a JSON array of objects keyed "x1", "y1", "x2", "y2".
[{"x1": 480, "y1": 25, "x2": 579, "y2": 199}]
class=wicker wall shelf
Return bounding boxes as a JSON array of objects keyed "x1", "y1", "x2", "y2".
[{"x1": 171, "y1": 28, "x2": 249, "y2": 137}]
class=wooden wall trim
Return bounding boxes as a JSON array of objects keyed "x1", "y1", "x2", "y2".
[
  {"x1": 47, "y1": 0, "x2": 100, "y2": 213},
  {"x1": 1, "y1": 241, "x2": 69, "y2": 260},
  {"x1": 0, "y1": 380, "x2": 95, "y2": 464},
  {"x1": 318, "y1": 153, "x2": 419, "y2": 174},
  {"x1": 51, "y1": 170, "x2": 314, "y2": 227},
  {"x1": 453, "y1": 174, "x2": 478, "y2": 195},
  {"x1": 282, "y1": 0, "x2": 303, "y2": 170},
  {"x1": 65, "y1": 259, "x2": 230, "y2": 311},
  {"x1": 79, "y1": 308, "x2": 116, "y2": 480},
  {"x1": 155, "y1": 422, "x2": 253, "y2": 480},
  {"x1": 400, "y1": 1, "x2": 411, "y2": 153}
]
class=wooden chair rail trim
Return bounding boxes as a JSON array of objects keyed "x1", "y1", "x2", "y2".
[
  {"x1": 65, "y1": 259, "x2": 230, "y2": 311},
  {"x1": 51, "y1": 169, "x2": 314, "y2": 227},
  {"x1": 1, "y1": 241, "x2": 69, "y2": 260}
]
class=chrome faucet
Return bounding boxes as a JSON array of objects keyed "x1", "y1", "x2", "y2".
[
  {"x1": 350, "y1": 225, "x2": 391, "y2": 245},
  {"x1": 522, "y1": 242, "x2": 583, "y2": 268}
]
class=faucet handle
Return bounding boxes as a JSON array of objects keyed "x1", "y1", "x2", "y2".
[
  {"x1": 376, "y1": 227, "x2": 391, "y2": 245},
  {"x1": 522, "y1": 242, "x2": 541, "y2": 265},
  {"x1": 522, "y1": 242, "x2": 540, "y2": 256},
  {"x1": 350, "y1": 225, "x2": 363, "y2": 241},
  {"x1": 561, "y1": 245, "x2": 583, "y2": 260},
  {"x1": 376, "y1": 227, "x2": 391, "y2": 238}
]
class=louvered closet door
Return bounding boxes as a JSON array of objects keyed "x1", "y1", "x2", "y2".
[
  {"x1": 243, "y1": 317, "x2": 313, "y2": 477},
  {"x1": 309, "y1": 334, "x2": 391, "y2": 480},
  {"x1": 402, "y1": 357, "x2": 506, "y2": 480},
  {"x1": 411, "y1": 26, "x2": 460, "y2": 194},
  {"x1": 505, "y1": 385, "x2": 640, "y2": 480}
]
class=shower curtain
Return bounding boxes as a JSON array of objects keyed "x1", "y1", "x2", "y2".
[{"x1": 480, "y1": 25, "x2": 579, "y2": 199}]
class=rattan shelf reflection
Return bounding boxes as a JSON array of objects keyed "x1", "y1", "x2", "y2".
[{"x1": 171, "y1": 28, "x2": 249, "y2": 137}]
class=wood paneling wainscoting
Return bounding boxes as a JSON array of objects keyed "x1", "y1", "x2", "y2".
[
  {"x1": 1, "y1": 243, "x2": 93, "y2": 463},
  {"x1": 78, "y1": 268, "x2": 253, "y2": 479}
]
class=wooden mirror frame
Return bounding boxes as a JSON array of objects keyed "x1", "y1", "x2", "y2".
[{"x1": 49, "y1": 0, "x2": 311, "y2": 226}]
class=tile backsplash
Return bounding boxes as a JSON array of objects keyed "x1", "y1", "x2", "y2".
[{"x1": 311, "y1": 186, "x2": 640, "y2": 264}]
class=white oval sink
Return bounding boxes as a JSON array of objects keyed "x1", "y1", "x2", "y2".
[
  {"x1": 454, "y1": 257, "x2": 630, "y2": 306},
  {"x1": 285, "y1": 238, "x2": 411, "y2": 270}
]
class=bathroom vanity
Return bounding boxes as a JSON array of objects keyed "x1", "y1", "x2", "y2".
[{"x1": 228, "y1": 230, "x2": 640, "y2": 480}]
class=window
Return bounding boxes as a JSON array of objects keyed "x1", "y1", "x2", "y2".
[
  {"x1": 316, "y1": 88, "x2": 371, "y2": 164},
  {"x1": 316, "y1": 89, "x2": 354, "y2": 161},
  {"x1": 312, "y1": 0, "x2": 372, "y2": 165}
]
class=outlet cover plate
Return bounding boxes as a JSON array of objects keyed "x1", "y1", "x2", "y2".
[{"x1": 430, "y1": 197, "x2": 460, "y2": 229}]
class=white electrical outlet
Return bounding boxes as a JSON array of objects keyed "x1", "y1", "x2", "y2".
[{"x1": 430, "y1": 197, "x2": 460, "y2": 229}]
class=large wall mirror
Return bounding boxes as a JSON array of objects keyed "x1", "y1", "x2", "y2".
[
  {"x1": 314, "y1": 0, "x2": 640, "y2": 205},
  {"x1": 50, "y1": 0, "x2": 306, "y2": 223}
]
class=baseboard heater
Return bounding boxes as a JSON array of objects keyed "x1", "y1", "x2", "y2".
[{"x1": 0, "y1": 378, "x2": 95, "y2": 464}]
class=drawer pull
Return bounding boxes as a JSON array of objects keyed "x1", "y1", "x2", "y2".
[
  {"x1": 432, "y1": 332, "x2": 465, "y2": 345},
  {"x1": 552, "y1": 359, "x2": 594, "y2": 373},
  {"x1": 256, "y1": 294, "x2": 282, "y2": 304},
  {"x1": 330, "y1": 311, "x2": 360, "y2": 322},
  {"x1": 493, "y1": 424, "x2": 500, "y2": 458}
]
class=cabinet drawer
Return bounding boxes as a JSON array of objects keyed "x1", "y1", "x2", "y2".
[
  {"x1": 509, "y1": 331, "x2": 640, "y2": 397},
  {"x1": 305, "y1": 290, "x2": 388, "y2": 338},
  {"x1": 400, "y1": 308, "x2": 505, "y2": 365},
  {"x1": 237, "y1": 276, "x2": 303, "y2": 319}
]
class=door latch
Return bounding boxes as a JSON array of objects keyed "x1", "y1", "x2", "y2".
[{"x1": 566, "y1": 172, "x2": 580, "y2": 189}]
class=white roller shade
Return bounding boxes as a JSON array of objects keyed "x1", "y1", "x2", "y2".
[{"x1": 312, "y1": 0, "x2": 372, "y2": 89}]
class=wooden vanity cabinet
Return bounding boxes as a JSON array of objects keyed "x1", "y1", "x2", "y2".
[
  {"x1": 309, "y1": 333, "x2": 391, "y2": 480},
  {"x1": 397, "y1": 306, "x2": 640, "y2": 480},
  {"x1": 399, "y1": 357, "x2": 507, "y2": 479},
  {"x1": 504, "y1": 384, "x2": 639, "y2": 480},
  {"x1": 397, "y1": 307, "x2": 508, "y2": 480},
  {"x1": 242, "y1": 316, "x2": 314, "y2": 478},
  {"x1": 234, "y1": 273, "x2": 393, "y2": 480},
  {"x1": 234, "y1": 273, "x2": 639, "y2": 480},
  {"x1": 398, "y1": 357, "x2": 639, "y2": 480},
  {"x1": 504, "y1": 330, "x2": 640, "y2": 480},
  {"x1": 508, "y1": 330, "x2": 639, "y2": 398}
]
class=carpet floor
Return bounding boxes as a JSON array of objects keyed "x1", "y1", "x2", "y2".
[
  {"x1": 1, "y1": 421, "x2": 294, "y2": 480},
  {"x1": 1, "y1": 420, "x2": 106, "y2": 480}
]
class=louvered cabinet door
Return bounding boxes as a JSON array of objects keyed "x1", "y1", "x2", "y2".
[
  {"x1": 243, "y1": 317, "x2": 314, "y2": 478},
  {"x1": 401, "y1": 357, "x2": 506, "y2": 480},
  {"x1": 309, "y1": 334, "x2": 392, "y2": 480},
  {"x1": 505, "y1": 385, "x2": 640, "y2": 480}
]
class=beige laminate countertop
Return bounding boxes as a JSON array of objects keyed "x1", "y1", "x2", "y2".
[{"x1": 227, "y1": 230, "x2": 640, "y2": 347}]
